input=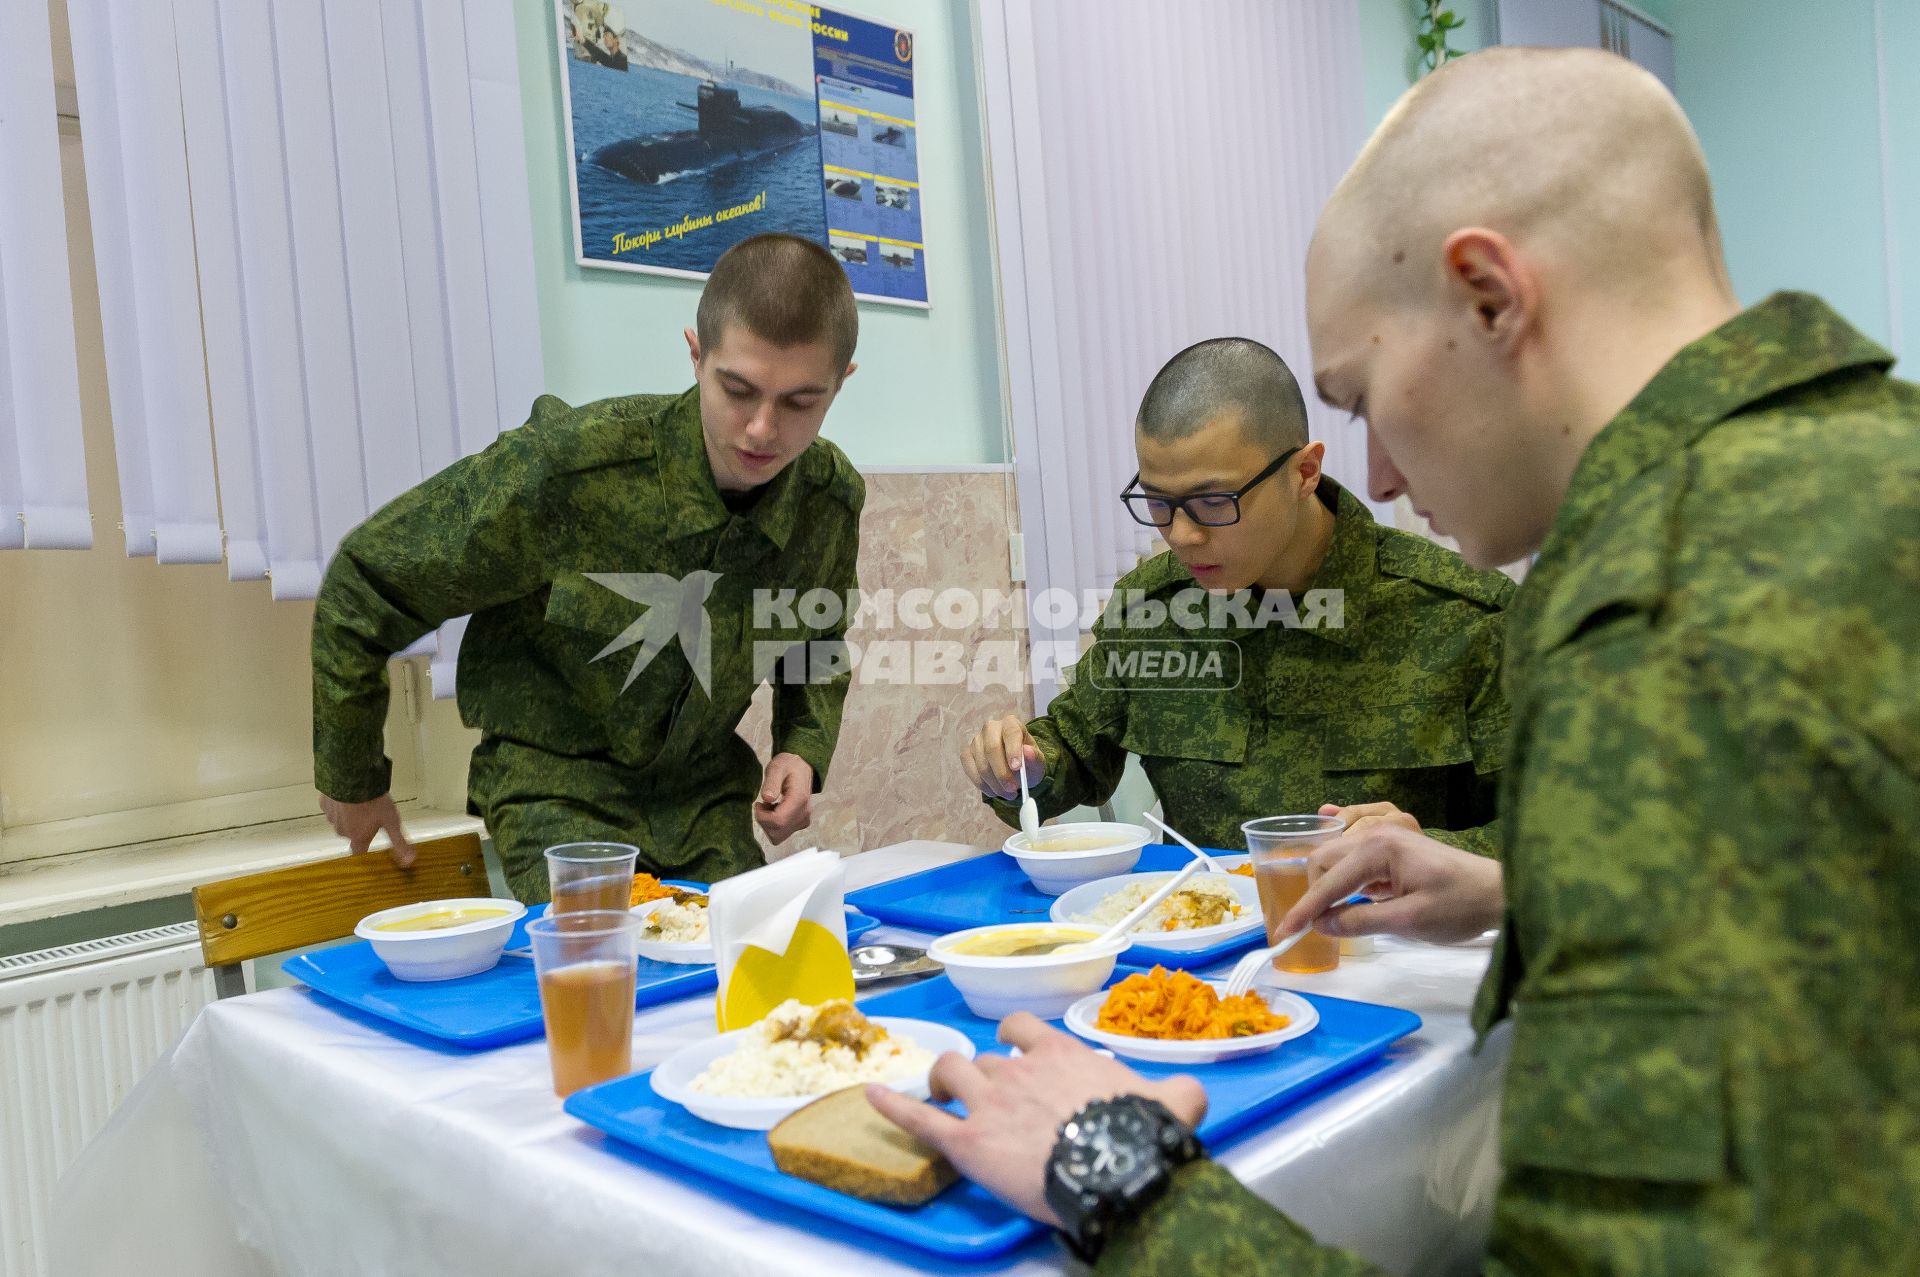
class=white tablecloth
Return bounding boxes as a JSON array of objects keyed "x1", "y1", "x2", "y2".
[{"x1": 53, "y1": 841, "x2": 1508, "y2": 1276}]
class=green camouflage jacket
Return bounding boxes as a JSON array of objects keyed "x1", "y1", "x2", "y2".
[
  {"x1": 1097, "y1": 295, "x2": 1920, "y2": 1275},
  {"x1": 312, "y1": 389, "x2": 863, "y2": 896},
  {"x1": 994, "y1": 480, "x2": 1513, "y2": 856}
]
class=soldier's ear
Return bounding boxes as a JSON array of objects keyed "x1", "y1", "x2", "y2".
[
  {"x1": 1441, "y1": 228, "x2": 1536, "y2": 356},
  {"x1": 840, "y1": 361, "x2": 858, "y2": 385},
  {"x1": 684, "y1": 327, "x2": 702, "y2": 368},
  {"x1": 1295, "y1": 442, "x2": 1326, "y2": 496}
]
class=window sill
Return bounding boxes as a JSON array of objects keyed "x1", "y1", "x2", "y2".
[{"x1": 0, "y1": 805, "x2": 485, "y2": 929}]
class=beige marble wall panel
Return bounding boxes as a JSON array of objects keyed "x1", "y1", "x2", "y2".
[{"x1": 737, "y1": 472, "x2": 1032, "y2": 860}]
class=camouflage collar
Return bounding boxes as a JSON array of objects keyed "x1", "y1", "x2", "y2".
[
  {"x1": 1514, "y1": 293, "x2": 1891, "y2": 662},
  {"x1": 659, "y1": 386, "x2": 804, "y2": 552},
  {"x1": 1541, "y1": 292, "x2": 1891, "y2": 568},
  {"x1": 1296, "y1": 479, "x2": 1377, "y2": 650}
]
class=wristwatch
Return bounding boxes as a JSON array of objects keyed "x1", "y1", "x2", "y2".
[{"x1": 1044, "y1": 1096, "x2": 1202, "y2": 1264}]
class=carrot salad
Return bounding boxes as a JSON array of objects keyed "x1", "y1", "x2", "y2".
[
  {"x1": 1094, "y1": 966, "x2": 1289, "y2": 1040},
  {"x1": 629, "y1": 873, "x2": 676, "y2": 906}
]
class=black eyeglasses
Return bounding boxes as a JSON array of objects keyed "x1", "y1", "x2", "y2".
[{"x1": 1120, "y1": 447, "x2": 1301, "y2": 528}]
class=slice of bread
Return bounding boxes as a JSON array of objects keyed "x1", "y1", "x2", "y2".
[{"x1": 768, "y1": 1086, "x2": 957, "y2": 1206}]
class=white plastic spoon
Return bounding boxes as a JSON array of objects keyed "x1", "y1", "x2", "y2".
[
  {"x1": 1016, "y1": 747, "x2": 1042, "y2": 843},
  {"x1": 1141, "y1": 811, "x2": 1225, "y2": 874},
  {"x1": 1064, "y1": 856, "x2": 1209, "y2": 953}
]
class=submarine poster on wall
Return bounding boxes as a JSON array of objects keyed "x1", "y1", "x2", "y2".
[{"x1": 555, "y1": 0, "x2": 929, "y2": 308}]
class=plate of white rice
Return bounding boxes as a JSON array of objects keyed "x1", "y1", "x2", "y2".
[
  {"x1": 1049, "y1": 871, "x2": 1264, "y2": 953},
  {"x1": 630, "y1": 897, "x2": 714, "y2": 965},
  {"x1": 649, "y1": 999, "x2": 974, "y2": 1129}
]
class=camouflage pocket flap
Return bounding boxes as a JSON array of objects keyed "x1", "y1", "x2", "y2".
[
  {"x1": 1501, "y1": 997, "x2": 1727, "y2": 1184},
  {"x1": 543, "y1": 572, "x2": 639, "y2": 637},
  {"x1": 1118, "y1": 697, "x2": 1249, "y2": 764},
  {"x1": 1321, "y1": 700, "x2": 1472, "y2": 772}
]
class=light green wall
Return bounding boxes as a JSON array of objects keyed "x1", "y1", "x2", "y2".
[
  {"x1": 512, "y1": 0, "x2": 1008, "y2": 466},
  {"x1": 1886, "y1": 2, "x2": 1920, "y2": 367},
  {"x1": 1357, "y1": 0, "x2": 1913, "y2": 370},
  {"x1": 1358, "y1": 0, "x2": 1500, "y2": 127},
  {"x1": 1673, "y1": 0, "x2": 1906, "y2": 361}
]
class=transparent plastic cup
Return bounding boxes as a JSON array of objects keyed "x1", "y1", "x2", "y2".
[
  {"x1": 545, "y1": 841, "x2": 639, "y2": 914},
  {"x1": 527, "y1": 909, "x2": 641, "y2": 1097},
  {"x1": 1241, "y1": 815, "x2": 1346, "y2": 975}
]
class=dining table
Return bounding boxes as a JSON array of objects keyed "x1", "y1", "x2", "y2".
[{"x1": 51, "y1": 838, "x2": 1510, "y2": 1276}]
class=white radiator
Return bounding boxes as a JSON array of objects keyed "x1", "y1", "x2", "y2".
[{"x1": 0, "y1": 923, "x2": 217, "y2": 1277}]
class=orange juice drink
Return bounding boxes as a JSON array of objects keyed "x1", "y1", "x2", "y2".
[
  {"x1": 1242, "y1": 815, "x2": 1346, "y2": 975},
  {"x1": 545, "y1": 842, "x2": 639, "y2": 914},
  {"x1": 550, "y1": 874, "x2": 634, "y2": 914},
  {"x1": 527, "y1": 909, "x2": 641, "y2": 1097},
  {"x1": 538, "y1": 960, "x2": 636, "y2": 1096}
]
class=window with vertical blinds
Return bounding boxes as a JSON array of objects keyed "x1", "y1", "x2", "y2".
[
  {"x1": 54, "y1": 0, "x2": 542, "y2": 629},
  {"x1": 0, "y1": 0, "x2": 91, "y2": 551},
  {"x1": 976, "y1": 0, "x2": 1373, "y2": 705}
]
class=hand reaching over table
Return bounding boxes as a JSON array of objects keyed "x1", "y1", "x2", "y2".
[
  {"x1": 961, "y1": 713, "x2": 1046, "y2": 801},
  {"x1": 1282, "y1": 818, "x2": 1503, "y2": 945},
  {"x1": 755, "y1": 752, "x2": 815, "y2": 846},
  {"x1": 866, "y1": 1013, "x2": 1207, "y2": 1226}
]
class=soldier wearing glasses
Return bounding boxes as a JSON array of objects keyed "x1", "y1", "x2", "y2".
[{"x1": 961, "y1": 338, "x2": 1514, "y2": 856}]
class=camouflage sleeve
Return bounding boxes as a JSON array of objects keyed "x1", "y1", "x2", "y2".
[
  {"x1": 1480, "y1": 624, "x2": 1920, "y2": 1276},
  {"x1": 1095, "y1": 1160, "x2": 1385, "y2": 1276},
  {"x1": 1427, "y1": 605, "x2": 1510, "y2": 859},
  {"x1": 771, "y1": 530, "x2": 860, "y2": 793},
  {"x1": 312, "y1": 424, "x2": 554, "y2": 802},
  {"x1": 986, "y1": 641, "x2": 1130, "y2": 827},
  {"x1": 1425, "y1": 806, "x2": 1500, "y2": 858}
]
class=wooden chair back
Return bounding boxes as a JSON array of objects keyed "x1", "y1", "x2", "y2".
[{"x1": 191, "y1": 832, "x2": 489, "y2": 997}]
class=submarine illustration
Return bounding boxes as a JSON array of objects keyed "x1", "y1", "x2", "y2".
[{"x1": 589, "y1": 76, "x2": 813, "y2": 184}]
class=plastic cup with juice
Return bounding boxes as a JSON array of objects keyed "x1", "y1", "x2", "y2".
[
  {"x1": 1241, "y1": 815, "x2": 1346, "y2": 975},
  {"x1": 545, "y1": 841, "x2": 639, "y2": 914},
  {"x1": 527, "y1": 909, "x2": 641, "y2": 1097}
]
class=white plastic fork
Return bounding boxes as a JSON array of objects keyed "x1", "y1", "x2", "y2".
[{"x1": 1223, "y1": 928, "x2": 1313, "y2": 999}]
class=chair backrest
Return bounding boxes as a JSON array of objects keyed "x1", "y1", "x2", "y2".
[{"x1": 192, "y1": 832, "x2": 489, "y2": 997}]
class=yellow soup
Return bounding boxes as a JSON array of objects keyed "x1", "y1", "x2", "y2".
[
  {"x1": 950, "y1": 929, "x2": 1098, "y2": 958},
  {"x1": 376, "y1": 907, "x2": 513, "y2": 933},
  {"x1": 1022, "y1": 836, "x2": 1124, "y2": 853}
]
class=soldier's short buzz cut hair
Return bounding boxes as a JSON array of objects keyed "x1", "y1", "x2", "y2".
[
  {"x1": 1136, "y1": 338, "x2": 1310, "y2": 451},
  {"x1": 697, "y1": 233, "x2": 859, "y2": 373}
]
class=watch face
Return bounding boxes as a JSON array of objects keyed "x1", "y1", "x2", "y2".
[{"x1": 1060, "y1": 1104, "x2": 1163, "y2": 1197}]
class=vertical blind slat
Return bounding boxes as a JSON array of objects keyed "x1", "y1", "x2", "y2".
[
  {"x1": 68, "y1": 0, "x2": 157, "y2": 556},
  {"x1": 217, "y1": 0, "x2": 324, "y2": 598},
  {"x1": 0, "y1": 0, "x2": 91, "y2": 549},
  {"x1": 171, "y1": 0, "x2": 266, "y2": 576}
]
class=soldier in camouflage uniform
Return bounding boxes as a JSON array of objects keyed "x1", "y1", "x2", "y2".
[
  {"x1": 312, "y1": 235, "x2": 864, "y2": 901},
  {"x1": 963, "y1": 338, "x2": 1512, "y2": 856},
  {"x1": 875, "y1": 49, "x2": 1920, "y2": 1277}
]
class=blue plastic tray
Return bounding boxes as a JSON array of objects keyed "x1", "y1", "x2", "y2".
[
  {"x1": 846, "y1": 843, "x2": 1271, "y2": 971},
  {"x1": 564, "y1": 973, "x2": 1421, "y2": 1261},
  {"x1": 286, "y1": 895, "x2": 880, "y2": 1050}
]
